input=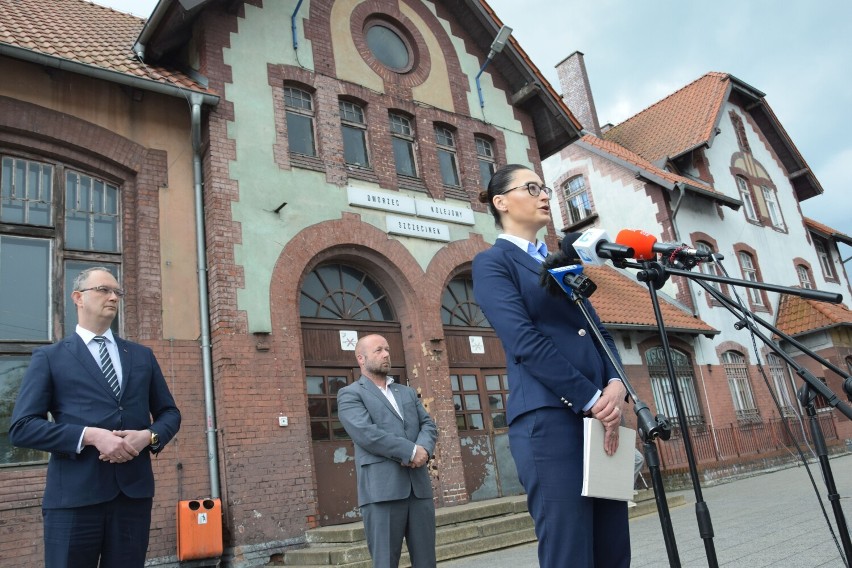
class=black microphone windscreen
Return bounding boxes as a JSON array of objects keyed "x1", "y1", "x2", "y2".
[{"x1": 559, "y1": 232, "x2": 583, "y2": 264}]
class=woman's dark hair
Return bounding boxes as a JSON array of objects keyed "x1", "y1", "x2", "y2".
[{"x1": 477, "y1": 163, "x2": 531, "y2": 228}]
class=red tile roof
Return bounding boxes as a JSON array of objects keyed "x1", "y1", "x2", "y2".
[
  {"x1": 584, "y1": 265, "x2": 717, "y2": 335},
  {"x1": 579, "y1": 134, "x2": 716, "y2": 194},
  {"x1": 776, "y1": 294, "x2": 852, "y2": 337},
  {"x1": 0, "y1": 0, "x2": 212, "y2": 93},
  {"x1": 804, "y1": 217, "x2": 852, "y2": 245},
  {"x1": 602, "y1": 72, "x2": 731, "y2": 163}
]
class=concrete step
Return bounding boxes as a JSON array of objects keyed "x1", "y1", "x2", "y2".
[
  {"x1": 284, "y1": 510, "x2": 534, "y2": 565},
  {"x1": 272, "y1": 491, "x2": 685, "y2": 566}
]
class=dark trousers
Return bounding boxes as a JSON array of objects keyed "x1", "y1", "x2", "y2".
[
  {"x1": 510, "y1": 408, "x2": 630, "y2": 568},
  {"x1": 43, "y1": 492, "x2": 153, "y2": 568},
  {"x1": 361, "y1": 493, "x2": 437, "y2": 568}
]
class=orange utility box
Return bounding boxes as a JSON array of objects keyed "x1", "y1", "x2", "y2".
[{"x1": 177, "y1": 498, "x2": 223, "y2": 560}]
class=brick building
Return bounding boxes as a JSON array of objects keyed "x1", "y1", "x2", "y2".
[
  {"x1": 545, "y1": 53, "x2": 852, "y2": 479},
  {"x1": 4, "y1": 2, "x2": 847, "y2": 567}
]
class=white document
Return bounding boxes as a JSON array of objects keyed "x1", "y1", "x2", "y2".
[{"x1": 581, "y1": 417, "x2": 637, "y2": 501}]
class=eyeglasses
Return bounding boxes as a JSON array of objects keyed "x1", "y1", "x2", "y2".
[
  {"x1": 78, "y1": 286, "x2": 126, "y2": 298},
  {"x1": 501, "y1": 182, "x2": 553, "y2": 198}
]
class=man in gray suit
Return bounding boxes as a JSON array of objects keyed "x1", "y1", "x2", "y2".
[{"x1": 337, "y1": 334, "x2": 438, "y2": 568}]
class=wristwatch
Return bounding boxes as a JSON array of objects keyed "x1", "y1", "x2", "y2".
[{"x1": 148, "y1": 429, "x2": 160, "y2": 447}]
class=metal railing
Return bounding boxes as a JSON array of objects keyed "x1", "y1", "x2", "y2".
[{"x1": 651, "y1": 413, "x2": 838, "y2": 471}]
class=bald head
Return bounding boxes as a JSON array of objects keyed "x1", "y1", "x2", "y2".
[{"x1": 355, "y1": 334, "x2": 391, "y2": 381}]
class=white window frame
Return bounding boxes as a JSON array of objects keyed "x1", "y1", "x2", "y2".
[
  {"x1": 761, "y1": 186, "x2": 784, "y2": 229},
  {"x1": 814, "y1": 238, "x2": 836, "y2": 279},
  {"x1": 722, "y1": 351, "x2": 759, "y2": 421},
  {"x1": 738, "y1": 251, "x2": 763, "y2": 306},
  {"x1": 564, "y1": 175, "x2": 592, "y2": 224},
  {"x1": 736, "y1": 176, "x2": 758, "y2": 221},
  {"x1": 796, "y1": 265, "x2": 812, "y2": 289},
  {"x1": 435, "y1": 125, "x2": 460, "y2": 187}
]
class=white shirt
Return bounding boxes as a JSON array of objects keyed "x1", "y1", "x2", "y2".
[
  {"x1": 77, "y1": 325, "x2": 124, "y2": 389},
  {"x1": 375, "y1": 377, "x2": 418, "y2": 462},
  {"x1": 376, "y1": 377, "x2": 402, "y2": 420},
  {"x1": 75, "y1": 325, "x2": 124, "y2": 453}
]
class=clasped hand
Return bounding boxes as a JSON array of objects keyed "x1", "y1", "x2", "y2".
[
  {"x1": 86, "y1": 427, "x2": 150, "y2": 463},
  {"x1": 589, "y1": 381, "x2": 627, "y2": 456},
  {"x1": 405, "y1": 445, "x2": 430, "y2": 468}
]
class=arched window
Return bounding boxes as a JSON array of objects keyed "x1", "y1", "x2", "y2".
[
  {"x1": 735, "y1": 176, "x2": 757, "y2": 221},
  {"x1": 645, "y1": 347, "x2": 703, "y2": 427},
  {"x1": 441, "y1": 276, "x2": 490, "y2": 327},
  {"x1": 721, "y1": 350, "x2": 759, "y2": 422},
  {"x1": 813, "y1": 237, "x2": 837, "y2": 279},
  {"x1": 284, "y1": 86, "x2": 316, "y2": 157},
  {"x1": 760, "y1": 185, "x2": 784, "y2": 229},
  {"x1": 475, "y1": 136, "x2": 495, "y2": 189},
  {"x1": 796, "y1": 264, "x2": 813, "y2": 289},
  {"x1": 299, "y1": 264, "x2": 394, "y2": 321},
  {"x1": 563, "y1": 175, "x2": 592, "y2": 225},
  {"x1": 696, "y1": 241, "x2": 721, "y2": 292},
  {"x1": 435, "y1": 125, "x2": 460, "y2": 187},
  {"x1": 737, "y1": 251, "x2": 764, "y2": 306},
  {"x1": 339, "y1": 99, "x2": 369, "y2": 168},
  {"x1": 389, "y1": 112, "x2": 417, "y2": 178},
  {"x1": 766, "y1": 353, "x2": 796, "y2": 416}
]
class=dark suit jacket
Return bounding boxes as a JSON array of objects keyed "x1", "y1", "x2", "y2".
[
  {"x1": 337, "y1": 376, "x2": 437, "y2": 507},
  {"x1": 9, "y1": 334, "x2": 181, "y2": 509},
  {"x1": 472, "y1": 238, "x2": 622, "y2": 425}
]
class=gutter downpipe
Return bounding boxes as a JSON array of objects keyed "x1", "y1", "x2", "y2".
[
  {"x1": 670, "y1": 182, "x2": 720, "y2": 453},
  {"x1": 190, "y1": 93, "x2": 221, "y2": 499}
]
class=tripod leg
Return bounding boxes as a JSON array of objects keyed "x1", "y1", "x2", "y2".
[{"x1": 644, "y1": 441, "x2": 681, "y2": 567}]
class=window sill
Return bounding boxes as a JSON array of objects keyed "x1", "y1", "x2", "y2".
[{"x1": 562, "y1": 213, "x2": 598, "y2": 233}]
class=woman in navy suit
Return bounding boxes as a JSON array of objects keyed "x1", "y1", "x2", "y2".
[{"x1": 472, "y1": 164, "x2": 630, "y2": 567}]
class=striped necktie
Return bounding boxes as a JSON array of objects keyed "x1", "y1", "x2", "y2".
[{"x1": 92, "y1": 336, "x2": 120, "y2": 397}]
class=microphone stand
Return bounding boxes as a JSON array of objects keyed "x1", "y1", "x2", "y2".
[
  {"x1": 674, "y1": 269, "x2": 852, "y2": 566},
  {"x1": 622, "y1": 256, "x2": 851, "y2": 568},
  {"x1": 558, "y1": 274, "x2": 682, "y2": 567},
  {"x1": 657, "y1": 262, "x2": 851, "y2": 421}
]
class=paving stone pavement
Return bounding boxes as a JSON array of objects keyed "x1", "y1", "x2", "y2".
[{"x1": 437, "y1": 453, "x2": 852, "y2": 567}]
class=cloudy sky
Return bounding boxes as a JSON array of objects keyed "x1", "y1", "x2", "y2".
[{"x1": 96, "y1": 0, "x2": 851, "y2": 258}]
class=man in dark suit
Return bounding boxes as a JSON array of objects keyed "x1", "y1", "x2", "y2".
[
  {"x1": 10, "y1": 267, "x2": 181, "y2": 568},
  {"x1": 337, "y1": 334, "x2": 438, "y2": 568}
]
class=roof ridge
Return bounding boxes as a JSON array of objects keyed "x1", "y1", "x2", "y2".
[{"x1": 607, "y1": 71, "x2": 730, "y2": 133}]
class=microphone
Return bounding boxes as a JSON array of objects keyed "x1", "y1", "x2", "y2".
[
  {"x1": 615, "y1": 229, "x2": 714, "y2": 262},
  {"x1": 539, "y1": 232, "x2": 597, "y2": 299},
  {"x1": 571, "y1": 228, "x2": 635, "y2": 266}
]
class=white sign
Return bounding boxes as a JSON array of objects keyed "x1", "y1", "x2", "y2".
[
  {"x1": 339, "y1": 330, "x2": 358, "y2": 351},
  {"x1": 348, "y1": 186, "x2": 416, "y2": 215},
  {"x1": 469, "y1": 336, "x2": 485, "y2": 354},
  {"x1": 415, "y1": 199, "x2": 475, "y2": 225},
  {"x1": 198, "y1": 513, "x2": 208, "y2": 525},
  {"x1": 386, "y1": 216, "x2": 450, "y2": 242}
]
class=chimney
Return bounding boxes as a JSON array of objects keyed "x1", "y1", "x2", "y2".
[{"x1": 556, "y1": 51, "x2": 601, "y2": 137}]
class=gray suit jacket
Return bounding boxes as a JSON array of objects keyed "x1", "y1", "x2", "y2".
[{"x1": 337, "y1": 376, "x2": 437, "y2": 506}]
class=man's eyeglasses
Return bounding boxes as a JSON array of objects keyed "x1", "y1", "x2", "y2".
[
  {"x1": 501, "y1": 182, "x2": 553, "y2": 198},
  {"x1": 78, "y1": 286, "x2": 126, "y2": 298}
]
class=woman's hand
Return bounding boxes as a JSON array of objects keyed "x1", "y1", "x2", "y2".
[{"x1": 590, "y1": 380, "x2": 627, "y2": 455}]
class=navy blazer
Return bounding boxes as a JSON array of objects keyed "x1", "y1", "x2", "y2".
[
  {"x1": 472, "y1": 238, "x2": 621, "y2": 425},
  {"x1": 337, "y1": 376, "x2": 437, "y2": 506},
  {"x1": 9, "y1": 334, "x2": 181, "y2": 509}
]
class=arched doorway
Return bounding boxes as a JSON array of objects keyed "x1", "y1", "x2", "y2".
[
  {"x1": 300, "y1": 263, "x2": 407, "y2": 526},
  {"x1": 441, "y1": 275, "x2": 522, "y2": 500}
]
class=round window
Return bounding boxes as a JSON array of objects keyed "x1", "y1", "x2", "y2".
[{"x1": 365, "y1": 22, "x2": 411, "y2": 72}]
